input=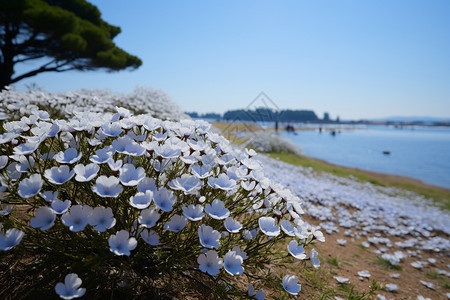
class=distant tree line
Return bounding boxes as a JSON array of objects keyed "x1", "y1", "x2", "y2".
[
  {"x1": 186, "y1": 108, "x2": 323, "y2": 122},
  {"x1": 185, "y1": 112, "x2": 222, "y2": 120}
]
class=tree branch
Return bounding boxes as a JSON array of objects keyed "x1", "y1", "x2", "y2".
[
  {"x1": 13, "y1": 54, "x2": 46, "y2": 63},
  {"x1": 10, "y1": 60, "x2": 77, "y2": 84}
]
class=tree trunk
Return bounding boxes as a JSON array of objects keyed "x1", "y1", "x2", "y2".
[{"x1": 0, "y1": 22, "x2": 15, "y2": 89}]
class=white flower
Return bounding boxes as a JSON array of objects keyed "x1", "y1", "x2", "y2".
[
  {"x1": 385, "y1": 283, "x2": 398, "y2": 292},
  {"x1": 154, "y1": 143, "x2": 181, "y2": 158},
  {"x1": 7, "y1": 162, "x2": 21, "y2": 180},
  {"x1": 205, "y1": 199, "x2": 230, "y2": 220},
  {"x1": 310, "y1": 248, "x2": 320, "y2": 268},
  {"x1": 241, "y1": 158, "x2": 262, "y2": 170},
  {"x1": 107, "y1": 158, "x2": 123, "y2": 171},
  {"x1": 182, "y1": 204, "x2": 204, "y2": 221},
  {"x1": 411, "y1": 261, "x2": 428, "y2": 269},
  {"x1": 224, "y1": 217, "x2": 242, "y2": 233},
  {"x1": 358, "y1": 270, "x2": 371, "y2": 278},
  {"x1": 168, "y1": 174, "x2": 202, "y2": 194},
  {"x1": 89, "y1": 147, "x2": 113, "y2": 164},
  {"x1": 111, "y1": 135, "x2": 133, "y2": 153},
  {"x1": 51, "y1": 200, "x2": 71, "y2": 214},
  {"x1": 258, "y1": 217, "x2": 280, "y2": 237},
  {"x1": 337, "y1": 239, "x2": 347, "y2": 246},
  {"x1": 288, "y1": 240, "x2": 307, "y2": 259},
  {"x1": 0, "y1": 228, "x2": 24, "y2": 251},
  {"x1": 280, "y1": 219, "x2": 296, "y2": 236},
  {"x1": 14, "y1": 140, "x2": 40, "y2": 155},
  {"x1": 73, "y1": 163, "x2": 99, "y2": 182},
  {"x1": 334, "y1": 276, "x2": 350, "y2": 283},
  {"x1": 138, "y1": 207, "x2": 160, "y2": 228},
  {"x1": 89, "y1": 207, "x2": 116, "y2": 232},
  {"x1": 55, "y1": 273, "x2": 86, "y2": 299},
  {"x1": 108, "y1": 230, "x2": 137, "y2": 256},
  {"x1": 313, "y1": 228, "x2": 325, "y2": 242},
  {"x1": 137, "y1": 177, "x2": 157, "y2": 193},
  {"x1": 45, "y1": 165, "x2": 75, "y2": 185},
  {"x1": 227, "y1": 166, "x2": 248, "y2": 181},
  {"x1": 231, "y1": 246, "x2": 248, "y2": 260},
  {"x1": 153, "y1": 188, "x2": 176, "y2": 212},
  {"x1": 189, "y1": 164, "x2": 211, "y2": 179},
  {"x1": 0, "y1": 155, "x2": 8, "y2": 169},
  {"x1": 361, "y1": 241, "x2": 370, "y2": 248},
  {"x1": 198, "y1": 224, "x2": 221, "y2": 249},
  {"x1": 0, "y1": 205, "x2": 11, "y2": 216},
  {"x1": 15, "y1": 155, "x2": 34, "y2": 172},
  {"x1": 140, "y1": 229, "x2": 160, "y2": 245},
  {"x1": 122, "y1": 141, "x2": 146, "y2": 157},
  {"x1": 223, "y1": 250, "x2": 244, "y2": 275},
  {"x1": 419, "y1": 280, "x2": 434, "y2": 289},
  {"x1": 427, "y1": 258, "x2": 436, "y2": 264},
  {"x1": 197, "y1": 250, "x2": 223, "y2": 275},
  {"x1": 282, "y1": 275, "x2": 301, "y2": 295},
  {"x1": 119, "y1": 163, "x2": 145, "y2": 186},
  {"x1": 243, "y1": 228, "x2": 258, "y2": 240},
  {"x1": 241, "y1": 180, "x2": 256, "y2": 191},
  {"x1": 30, "y1": 206, "x2": 56, "y2": 231},
  {"x1": 92, "y1": 176, "x2": 123, "y2": 198},
  {"x1": 207, "y1": 174, "x2": 236, "y2": 190},
  {"x1": 141, "y1": 140, "x2": 158, "y2": 152},
  {"x1": 248, "y1": 285, "x2": 264, "y2": 299},
  {"x1": 130, "y1": 190, "x2": 153, "y2": 209},
  {"x1": 61, "y1": 205, "x2": 92, "y2": 232},
  {"x1": 54, "y1": 148, "x2": 82, "y2": 164},
  {"x1": 18, "y1": 174, "x2": 43, "y2": 198},
  {"x1": 163, "y1": 214, "x2": 187, "y2": 232},
  {"x1": 41, "y1": 190, "x2": 58, "y2": 202},
  {"x1": 101, "y1": 122, "x2": 122, "y2": 137}
]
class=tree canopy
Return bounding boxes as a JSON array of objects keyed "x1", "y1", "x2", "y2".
[
  {"x1": 223, "y1": 108, "x2": 319, "y2": 122},
  {"x1": 0, "y1": 0, "x2": 142, "y2": 88}
]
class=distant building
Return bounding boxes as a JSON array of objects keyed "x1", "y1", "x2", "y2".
[{"x1": 323, "y1": 112, "x2": 330, "y2": 121}]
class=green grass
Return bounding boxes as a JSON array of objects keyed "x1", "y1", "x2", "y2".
[
  {"x1": 268, "y1": 152, "x2": 450, "y2": 210},
  {"x1": 358, "y1": 244, "x2": 368, "y2": 250},
  {"x1": 326, "y1": 257, "x2": 340, "y2": 268},
  {"x1": 374, "y1": 258, "x2": 403, "y2": 270},
  {"x1": 338, "y1": 280, "x2": 383, "y2": 300},
  {"x1": 426, "y1": 271, "x2": 441, "y2": 279},
  {"x1": 426, "y1": 271, "x2": 450, "y2": 289}
]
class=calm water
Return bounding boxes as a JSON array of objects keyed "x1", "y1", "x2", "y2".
[{"x1": 279, "y1": 125, "x2": 450, "y2": 189}]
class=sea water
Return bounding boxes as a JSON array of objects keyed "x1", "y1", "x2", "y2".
[{"x1": 279, "y1": 125, "x2": 450, "y2": 189}]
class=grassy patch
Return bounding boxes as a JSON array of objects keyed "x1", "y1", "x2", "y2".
[
  {"x1": 326, "y1": 257, "x2": 340, "y2": 268},
  {"x1": 268, "y1": 152, "x2": 450, "y2": 210},
  {"x1": 337, "y1": 280, "x2": 383, "y2": 300},
  {"x1": 374, "y1": 258, "x2": 402, "y2": 270},
  {"x1": 358, "y1": 244, "x2": 368, "y2": 250},
  {"x1": 426, "y1": 271, "x2": 441, "y2": 279},
  {"x1": 426, "y1": 272, "x2": 450, "y2": 289},
  {"x1": 211, "y1": 122, "x2": 263, "y2": 133}
]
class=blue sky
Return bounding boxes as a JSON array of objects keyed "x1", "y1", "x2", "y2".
[{"x1": 14, "y1": 0, "x2": 450, "y2": 120}]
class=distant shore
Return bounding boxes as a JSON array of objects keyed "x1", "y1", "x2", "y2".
[
  {"x1": 211, "y1": 122, "x2": 450, "y2": 209},
  {"x1": 269, "y1": 152, "x2": 450, "y2": 210}
]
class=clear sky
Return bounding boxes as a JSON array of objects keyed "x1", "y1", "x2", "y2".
[{"x1": 14, "y1": 0, "x2": 450, "y2": 120}]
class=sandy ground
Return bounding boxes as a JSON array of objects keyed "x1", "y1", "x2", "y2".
[{"x1": 258, "y1": 154, "x2": 450, "y2": 299}]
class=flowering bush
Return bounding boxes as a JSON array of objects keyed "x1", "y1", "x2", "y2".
[
  {"x1": 0, "y1": 86, "x2": 188, "y2": 121},
  {"x1": 0, "y1": 106, "x2": 324, "y2": 298},
  {"x1": 247, "y1": 131, "x2": 303, "y2": 155}
]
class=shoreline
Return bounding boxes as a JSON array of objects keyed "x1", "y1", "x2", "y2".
[
  {"x1": 211, "y1": 122, "x2": 450, "y2": 208},
  {"x1": 305, "y1": 154, "x2": 450, "y2": 191},
  {"x1": 268, "y1": 152, "x2": 450, "y2": 210}
]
